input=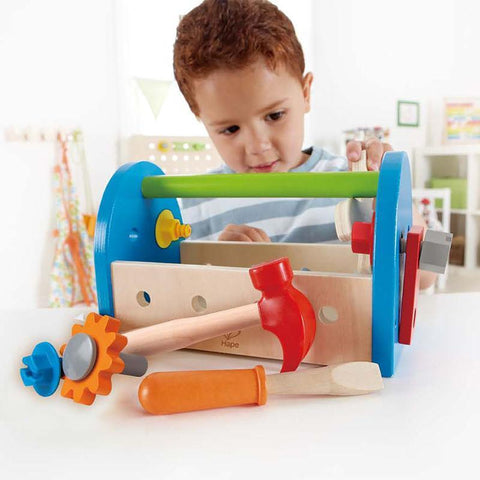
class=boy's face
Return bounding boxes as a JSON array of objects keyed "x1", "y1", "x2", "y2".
[{"x1": 193, "y1": 60, "x2": 313, "y2": 173}]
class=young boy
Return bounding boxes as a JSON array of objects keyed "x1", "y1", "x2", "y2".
[{"x1": 173, "y1": 0, "x2": 434, "y2": 286}]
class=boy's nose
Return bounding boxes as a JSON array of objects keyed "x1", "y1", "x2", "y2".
[
  {"x1": 245, "y1": 130, "x2": 271, "y2": 156},
  {"x1": 248, "y1": 143, "x2": 271, "y2": 156}
]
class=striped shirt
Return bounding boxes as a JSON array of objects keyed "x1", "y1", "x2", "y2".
[{"x1": 180, "y1": 146, "x2": 348, "y2": 243}]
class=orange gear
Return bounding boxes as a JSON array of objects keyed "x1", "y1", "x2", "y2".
[{"x1": 61, "y1": 312, "x2": 127, "y2": 405}]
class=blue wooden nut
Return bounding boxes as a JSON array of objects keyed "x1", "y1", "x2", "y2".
[{"x1": 20, "y1": 342, "x2": 62, "y2": 397}]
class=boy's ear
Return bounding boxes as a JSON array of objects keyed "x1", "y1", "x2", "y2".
[{"x1": 302, "y1": 72, "x2": 314, "y2": 113}]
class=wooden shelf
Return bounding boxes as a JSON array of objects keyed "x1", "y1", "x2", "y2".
[
  {"x1": 447, "y1": 209, "x2": 467, "y2": 215},
  {"x1": 438, "y1": 209, "x2": 480, "y2": 215},
  {"x1": 413, "y1": 146, "x2": 480, "y2": 270}
]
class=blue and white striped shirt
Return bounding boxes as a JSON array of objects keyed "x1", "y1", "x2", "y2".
[{"x1": 181, "y1": 146, "x2": 348, "y2": 243}]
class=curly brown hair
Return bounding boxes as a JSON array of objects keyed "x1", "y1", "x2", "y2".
[{"x1": 173, "y1": 0, "x2": 305, "y2": 115}]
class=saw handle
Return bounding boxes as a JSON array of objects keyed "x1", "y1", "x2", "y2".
[{"x1": 138, "y1": 366, "x2": 267, "y2": 415}]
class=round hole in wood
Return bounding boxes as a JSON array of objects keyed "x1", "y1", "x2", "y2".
[
  {"x1": 136, "y1": 291, "x2": 151, "y2": 307},
  {"x1": 192, "y1": 295, "x2": 207, "y2": 313},
  {"x1": 129, "y1": 228, "x2": 139, "y2": 242},
  {"x1": 318, "y1": 306, "x2": 339, "y2": 324}
]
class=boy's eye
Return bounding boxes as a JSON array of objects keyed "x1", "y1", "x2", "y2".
[
  {"x1": 220, "y1": 125, "x2": 239, "y2": 135},
  {"x1": 266, "y1": 111, "x2": 285, "y2": 121}
]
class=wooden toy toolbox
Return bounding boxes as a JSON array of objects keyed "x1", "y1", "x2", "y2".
[{"x1": 95, "y1": 151, "x2": 414, "y2": 377}]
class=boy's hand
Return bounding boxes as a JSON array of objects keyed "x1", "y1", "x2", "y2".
[
  {"x1": 218, "y1": 224, "x2": 271, "y2": 242},
  {"x1": 346, "y1": 139, "x2": 393, "y2": 171}
]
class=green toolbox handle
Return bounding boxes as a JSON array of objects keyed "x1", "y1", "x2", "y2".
[{"x1": 141, "y1": 171, "x2": 379, "y2": 198}]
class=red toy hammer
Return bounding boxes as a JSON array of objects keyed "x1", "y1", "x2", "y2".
[{"x1": 124, "y1": 257, "x2": 316, "y2": 372}]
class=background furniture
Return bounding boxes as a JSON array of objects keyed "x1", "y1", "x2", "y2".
[
  {"x1": 413, "y1": 145, "x2": 480, "y2": 270},
  {"x1": 412, "y1": 187, "x2": 451, "y2": 290},
  {"x1": 126, "y1": 135, "x2": 222, "y2": 174}
]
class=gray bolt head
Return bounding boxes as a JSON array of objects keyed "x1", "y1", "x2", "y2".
[
  {"x1": 419, "y1": 230, "x2": 453, "y2": 274},
  {"x1": 62, "y1": 333, "x2": 97, "y2": 381}
]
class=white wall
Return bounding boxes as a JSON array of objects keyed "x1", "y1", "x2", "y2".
[
  {"x1": 310, "y1": 0, "x2": 480, "y2": 155},
  {"x1": 0, "y1": 0, "x2": 119, "y2": 308}
]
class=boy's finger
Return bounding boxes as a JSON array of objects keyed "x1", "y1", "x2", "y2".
[
  {"x1": 368, "y1": 141, "x2": 393, "y2": 171},
  {"x1": 230, "y1": 224, "x2": 268, "y2": 242},
  {"x1": 253, "y1": 227, "x2": 271, "y2": 242},
  {"x1": 244, "y1": 227, "x2": 267, "y2": 242},
  {"x1": 218, "y1": 229, "x2": 252, "y2": 242},
  {"x1": 219, "y1": 224, "x2": 265, "y2": 242},
  {"x1": 383, "y1": 143, "x2": 393, "y2": 153},
  {"x1": 346, "y1": 141, "x2": 362, "y2": 162},
  {"x1": 364, "y1": 140, "x2": 384, "y2": 171},
  {"x1": 218, "y1": 224, "x2": 270, "y2": 242}
]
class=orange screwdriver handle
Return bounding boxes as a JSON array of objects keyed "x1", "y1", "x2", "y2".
[{"x1": 138, "y1": 366, "x2": 267, "y2": 415}]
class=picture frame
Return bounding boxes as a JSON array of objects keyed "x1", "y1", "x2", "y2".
[
  {"x1": 397, "y1": 100, "x2": 420, "y2": 127},
  {"x1": 444, "y1": 98, "x2": 480, "y2": 144}
]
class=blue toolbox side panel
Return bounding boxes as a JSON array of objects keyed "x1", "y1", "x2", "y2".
[
  {"x1": 94, "y1": 161, "x2": 183, "y2": 316},
  {"x1": 372, "y1": 151, "x2": 412, "y2": 376}
]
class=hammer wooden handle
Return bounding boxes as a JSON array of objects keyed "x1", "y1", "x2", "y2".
[
  {"x1": 138, "y1": 362, "x2": 384, "y2": 415},
  {"x1": 124, "y1": 303, "x2": 260, "y2": 355}
]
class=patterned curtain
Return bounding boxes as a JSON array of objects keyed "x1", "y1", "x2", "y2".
[{"x1": 49, "y1": 133, "x2": 96, "y2": 307}]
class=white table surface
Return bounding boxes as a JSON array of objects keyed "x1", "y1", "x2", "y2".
[{"x1": 1, "y1": 292, "x2": 479, "y2": 479}]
